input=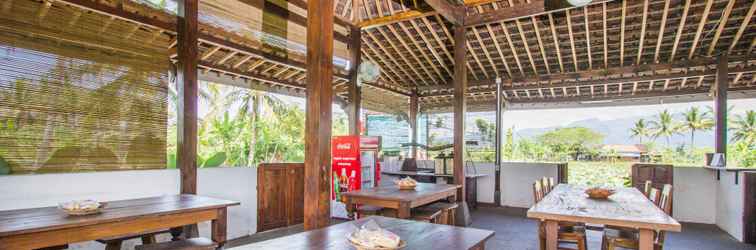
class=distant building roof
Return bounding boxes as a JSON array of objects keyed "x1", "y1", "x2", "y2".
[{"x1": 602, "y1": 144, "x2": 648, "y2": 154}]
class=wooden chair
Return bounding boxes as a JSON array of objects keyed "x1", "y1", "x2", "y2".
[
  {"x1": 602, "y1": 185, "x2": 673, "y2": 250},
  {"x1": 548, "y1": 177, "x2": 556, "y2": 190},
  {"x1": 356, "y1": 205, "x2": 384, "y2": 218},
  {"x1": 533, "y1": 179, "x2": 587, "y2": 250},
  {"x1": 643, "y1": 180, "x2": 653, "y2": 197},
  {"x1": 411, "y1": 207, "x2": 443, "y2": 223},
  {"x1": 648, "y1": 188, "x2": 661, "y2": 205},
  {"x1": 135, "y1": 237, "x2": 216, "y2": 250},
  {"x1": 542, "y1": 177, "x2": 552, "y2": 194},
  {"x1": 97, "y1": 229, "x2": 169, "y2": 250},
  {"x1": 421, "y1": 202, "x2": 458, "y2": 225}
]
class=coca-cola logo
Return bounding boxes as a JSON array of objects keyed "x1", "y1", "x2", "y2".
[{"x1": 336, "y1": 143, "x2": 351, "y2": 150}]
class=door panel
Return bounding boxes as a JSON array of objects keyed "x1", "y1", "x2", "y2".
[
  {"x1": 258, "y1": 165, "x2": 288, "y2": 232},
  {"x1": 288, "y1": 165, "x2": 305, "y2": 225}
]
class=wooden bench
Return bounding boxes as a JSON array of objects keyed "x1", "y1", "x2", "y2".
[
  {"x1": 411, "y1": 206, "x2": 444, "y2": 223},
  {"x1": 422, "y1": 202, "x2": 458, "y2": 225},
  {"x1": 96, "y1": 229, "x2": 170, "y2": 250},
  {"x1": 356, "y1": 205, "x2": 384, "y2": 218},
  {"x1": 135, "y1": 237, "x2": 217, "y2": 250}
]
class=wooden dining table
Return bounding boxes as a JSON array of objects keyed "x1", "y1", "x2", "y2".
[
  {"x1": 234, "y1": 216, "x2": 495, "y2": 250},
  {"x1": 341, "y1": 183, "x2": 460, "y2": 219},
  {"x1": 0, "y1": 194, "x2": 239, "y2": 250},
  {"x1": 528, "y1": 184, "x2": 681, "y2": 250}
]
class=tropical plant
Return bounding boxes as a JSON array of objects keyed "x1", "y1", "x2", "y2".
[
  {"x1": 680, "y1": 107, "x2": 714, "y2": 149},
  {"x1": 537, "y1": 127, "x2": 604, "y2": 160},
  {"x1": 629, "y1": 119, "x2": 652, "y2": 144},
  {"x1": 730, "y1": 110, "x2": 755, "y2": 147},
  {"x1": 648, "y1": 110, "x2": 682, "y2": 147}
]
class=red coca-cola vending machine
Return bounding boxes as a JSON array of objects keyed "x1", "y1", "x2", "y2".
[{"x1": 331, "y1": 136, "x2": 381, "y2": 219}]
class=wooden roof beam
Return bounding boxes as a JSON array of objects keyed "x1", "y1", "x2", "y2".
[
  {"x1": 669, "y1": 0, "x2": 690, "y2": 62},
  {"x1": 464, "y1": 0, "x2": 609, "y2": 27},
  {"x1": 635, "y1": 0, "x2": 649, "y2": 65},
  {"x1": 707, "y1": 0, "x2": 736, "y2": 56},
  {"x1": 689, "y1": 0, "x2": 713, "y2": 59},
  {"x1": 728, "y1": 1, "x2": 756, "y2": 54},
  {"x1": 419, "y1": 56, "x2": 753, "y2": 91},
  {"x1": 425, "y1": 0, "x2": 465, "y2": 25}
]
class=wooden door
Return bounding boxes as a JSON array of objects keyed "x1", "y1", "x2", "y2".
[
  {"x1": 257, "y1": 164, "x2": 289, "y2": 232},
  {"x1": 287, "y1": 165, "x2": 305, "y2": 225},
  {"x1": 632, "y1": 163, "x2": 673, "y2": 191},
  {"x1": 745, "y1": 172, "x2": 756, "y2": 244}
]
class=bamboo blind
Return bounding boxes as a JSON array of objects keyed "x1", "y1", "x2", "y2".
[{"x1": 0, "y1": 0, "x2": 169, "y2": 174}]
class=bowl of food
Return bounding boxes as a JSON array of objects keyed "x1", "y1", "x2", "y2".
[
  {"x1": 348, "y1": 220, "x2": 406, "y2": 250},
  {"x1": 585, "y1": 187, "x2": 615, "y2": 200},
  {"x1": 58, "y1": 200, "x2": 105, "y2": 216},
  {"x1": 394, "y1": 177, "x2": 417, "y2": 190}
]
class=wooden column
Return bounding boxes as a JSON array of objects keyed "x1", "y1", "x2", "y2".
[
  {"x1": 176, "y1": 0, "x2": 199, "y2": 238},
  {"x1": 452, "y1": 25, "x2": 471, "y2": 227},
  {"x1": 176, "y1": 0, "x2": 198, "y2": 196},
  {"x1": 715, "y1": 55, "x2": 728, "y2": 158},
  {"x1": 304, "y1": 0, "x2": 333, "y2": 230},
  {"x1": 494, "y1": 78, "x2": 502, "y2": 206},
  {"x1": 409, "y1": 91, "x2": 419, "y2": 159},
  {"x1": 452, "y1": 25, "x2": 467, "y2": 201},
  {"x1": 347, "y1": 25, "x2": 362, "y2": 136}
]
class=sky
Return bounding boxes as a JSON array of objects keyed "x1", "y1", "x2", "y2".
[{"x1": 268, "y1": 92, "x2": 755, "y2": 130}]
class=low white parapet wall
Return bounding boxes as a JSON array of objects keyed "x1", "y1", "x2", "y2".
[{"x1": 0, "y1": 167, "x2": 258, "y2": 249}]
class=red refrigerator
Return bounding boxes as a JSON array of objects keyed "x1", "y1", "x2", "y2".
[{"x1": 331, "y1": 136, "x2": 381, "y2": 219}]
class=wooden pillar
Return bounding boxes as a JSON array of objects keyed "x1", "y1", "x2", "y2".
[
  {"x1": 452, "y1": 25, "x2": 467, "y2": 201},
  {"x1": 176, "y1": 0, "x2": 198, "y2": 196},
  {"x1": 409, "y1": 91, "x2": 419, "y2": 159},
  {"x1": 347, "y1": 25, "x2": 362, "y2": 136},
  {"x1": 304, "y1": 0, "x2": 333, "y2": 230},
  {"x1": 494, "y1": 78, "x2": 502, "y2": 206},
  {"x1": 176, "y1": 0, "x2": 199, "y2": 238},
  {"x1": 452, "y1": 25, "x2": 470, "y2": 227},
  {"x1": 715, "y1": 55, "x2": 728, "y2": 158}
]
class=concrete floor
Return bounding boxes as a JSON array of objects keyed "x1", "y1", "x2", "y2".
[{"x1": 228, "y1": 207, "x2": 756, "y2": 250}]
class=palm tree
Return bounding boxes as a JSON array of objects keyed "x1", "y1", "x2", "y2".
[
  {"x1": 649, "y1": 110, "x2": 681, "y2": 147},
  {"x1": 730, "y1": 110, "x2": 755, "y2": 147},
  {"x1": 629, "y1": 119, "x2": 652, "y2": 144},
  {"x1": 680, "y1": 107, "x2": 714, "y2": 149}
]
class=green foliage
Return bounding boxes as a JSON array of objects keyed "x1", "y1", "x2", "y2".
[
  {"x1": 200, "y1": 152, "x2": 227, "y2": 168},
  {"x1": 0, "y1": 156, "x2": 10, "y2": 175},
  {"x1": 537, "y1": 127, "x2": 604, "y2": 160},
  {"x1": 648, "y1": 109, "x2": 683, "y2": 146},
  {"x1": 730, "y1": 110, "x2": 755, "y2": 147},
  {"x1": 680, "y1": 107, "x2": 714, "y2": 148},
  {"x1": 629, "y1": 119, "x2": 652, "y2": 144}
]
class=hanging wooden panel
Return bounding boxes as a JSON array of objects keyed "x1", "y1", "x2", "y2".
[{"x1": 0, "y1": 0, "x2": 169, "y2": 174}]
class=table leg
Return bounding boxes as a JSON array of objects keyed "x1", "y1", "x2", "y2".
[
  {"x1": 212, "y1": 207, "x2": 228, "y2": 249},
  {"x1": 639, "y1": 229, "x2": 654, "y2": 250},
  {"x1": 545, "y1": 220, "x2": 558, "y2": 250},
  {"x1": 344, "y1": 197, "x2": 356, "y2": 220},
  {"x1": 398, "y1": 202, "x2": 411, "y2": 219}
]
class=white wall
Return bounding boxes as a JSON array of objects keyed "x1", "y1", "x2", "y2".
[
  {"x1": 716, "y1": 170, "x2": 745, "y2": 242},
  {"x1": 499, "y1": 162, "x2": 560, "y2": 208},
  {"x1": 672, "y1": 167, "x2": 717, "y2": 224},
  {"x1": 0, "y1": 167, "x2": 258, "y2": 249}
]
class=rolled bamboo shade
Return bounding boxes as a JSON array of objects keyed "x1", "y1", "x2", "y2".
[{"x1": 0, "y1": 0, "x2": 169, "y2": 174}]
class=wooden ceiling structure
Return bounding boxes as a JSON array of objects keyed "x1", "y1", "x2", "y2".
[{"x1": 14, "y1": 0, "x2": 756, "y2": 114}]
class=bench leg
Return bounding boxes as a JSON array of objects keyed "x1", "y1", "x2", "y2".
[
  {"x1": 141, "y1": 234, "x2": 157, "y2": 244},
  {"x1": 105, "y1": 241, "x2": 122, "y2": 250}
]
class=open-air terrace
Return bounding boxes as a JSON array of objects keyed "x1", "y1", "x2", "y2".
[{"x1": 0, "y1": 0, "x2": 754, "y2": 250}]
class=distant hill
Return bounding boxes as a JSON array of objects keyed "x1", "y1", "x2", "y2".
[{"x1": 514, "y1": 115, "x2": 715, "y2": 148}]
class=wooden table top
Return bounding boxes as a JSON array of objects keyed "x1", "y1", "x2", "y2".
[
  {"x1": 341, "y1": 183, "x2": 460, "y2": 202},
  {"x1": 382, "y1": 170, "x2": 489, "y2": 178},
  {"x1": 236, "y1": 216, "x2": 494, "y2": 250},
  {"x1": 0, "y1": 194, "x2": 240, "y2": 237},
  {"x1": 527, "y1": 184, "x2": 681, "y2": 232}
]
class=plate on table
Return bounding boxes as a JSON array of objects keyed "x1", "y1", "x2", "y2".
[{"x1": 58, "y1": 200, "x2": 106, "y2": 216}]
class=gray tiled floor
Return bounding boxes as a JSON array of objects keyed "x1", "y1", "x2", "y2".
[
  {"x1": 471, "y1": 206, "x2": 756, "y2": 250},
  {"x1": 229, "y1": 207, "x2": 756, "y2": 250}
]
